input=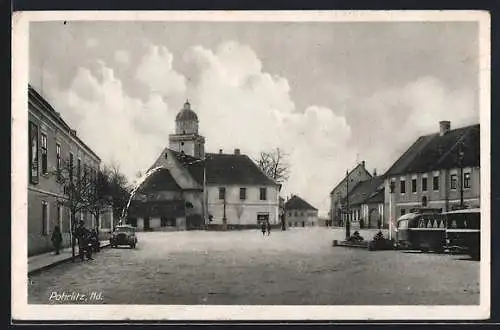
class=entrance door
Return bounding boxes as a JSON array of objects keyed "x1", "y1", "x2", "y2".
[
  {"x1": 144, "y1": 217, "x2": 150, "y2": 230},
  {"x1": 369, "y1": 209, "x2": 379, "y2": 229}
]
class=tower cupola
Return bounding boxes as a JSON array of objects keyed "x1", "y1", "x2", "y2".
[{"x1": 175, "y1": 100, "x2": 199, "y2": 135}]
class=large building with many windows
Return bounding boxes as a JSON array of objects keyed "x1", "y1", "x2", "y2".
[
  {"x1": 126, "y1": 101, "x2": 280, "y2": 230},
  {"x1": 28, "y1": 85, "x2": 103, "y2": 256},
  {"x1": 383, "y1": 121, "x2": 480, "y2": 236}
]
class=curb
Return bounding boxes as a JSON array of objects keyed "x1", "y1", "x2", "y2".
[{"x1": 28, "y1": 243, "x2": 110, "y2": 276}]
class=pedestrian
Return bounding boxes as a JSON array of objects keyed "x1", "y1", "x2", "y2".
[
  {"x1": 261, "y1": 221, "x2": 266, "y2": 236},
  {"x1": 266, "y1": 221, "x2": 271, "y2": 236},
  {"x1": 74, "y1": 221, "x2": 86, "y2": 261},
  {"x1": 51, "y1": 225, "x2": 62, "y2": 255},
  {"x1": 83, "y1": 227, "x2": 94, "y2": 260},
  {"x1": 90, "y1": 229, "x2": 100, "y2": 253}
]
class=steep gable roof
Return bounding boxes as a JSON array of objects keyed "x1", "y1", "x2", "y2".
[
  {"x1": 135, "y1": 168, "x2": 182, "y2": 194},
  {"x1": 204, "y1": 152, "x2": 278, "y2": 186},
  {"x1": 285, "y1": 195, "x2": 318, "y2": 211},
  {"x1": 329, "y1": 162, "x2": 372, "y2": 195},
  {"x1": 384, "y1": 124, "x2": 480, "y2": 176},
  {"x1": 342, "y1": 176, "x2": 385, "y2": 206}
]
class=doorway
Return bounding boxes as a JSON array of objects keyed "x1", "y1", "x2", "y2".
[{"x1": 144, "y1": 217, "x2": 150, "y2": 230}]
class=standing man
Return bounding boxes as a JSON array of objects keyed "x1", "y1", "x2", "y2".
[
  {"x1": 51, "y1": 225, "x2": 62, "y2": 255},
  {"x1": 261, "y1": 221, "x2": 266, "y2": 236}
]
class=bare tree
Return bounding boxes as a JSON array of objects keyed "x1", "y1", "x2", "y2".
[
  {"x1": 103, "y1": 163, "x2": 131, "y2": 223},
  {"x1": 86, "y1": 168, "x2": 112, "y2": 237},
  {"x1": 52, "y1": 157, "x2": 97, "y2": 261},
  {"x1": 256, "y1": 147, "x2": 290, "y2": 184}
]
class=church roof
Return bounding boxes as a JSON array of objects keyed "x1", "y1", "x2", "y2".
[
  {"x1": 285, "y1": 195, "x2": 317, "y2": 211},
  {"x1": 135, "y1": 168, "x2": 182, "y2": 194},
  {"x1": 176, "y1": 100, "x2": 198, "y2": 122}
]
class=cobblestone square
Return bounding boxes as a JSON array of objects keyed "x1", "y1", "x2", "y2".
[{"x1": 27, "y1": 228, "x2": 480, "y2": 305}]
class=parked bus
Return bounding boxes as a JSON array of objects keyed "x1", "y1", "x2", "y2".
[
  {"x1": 444, "y1": 208, "x2": 480, "y2": 260},
  {"x1": 396, "y1": 209, "x2": 446, "y2": 252}
]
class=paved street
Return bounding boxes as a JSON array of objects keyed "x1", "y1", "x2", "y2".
[{"x1": 28, "y1": 228, "x2": 479, "y2": 305}]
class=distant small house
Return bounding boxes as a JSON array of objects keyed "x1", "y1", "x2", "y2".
[{"x1": 285, "y1": 195, "x2": 318, "y2": 228}]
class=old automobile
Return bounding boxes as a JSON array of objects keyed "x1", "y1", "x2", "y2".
[{"x1": 110, "y1": 225, "x2": 137, "y2": 248}]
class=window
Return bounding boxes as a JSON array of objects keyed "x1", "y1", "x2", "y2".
[
  {"x1": 57, "y1": 204, "x2": 63, "y2": 230},
  {"x1": 422, "y1": 177, "x2": 428, "y2": 191},
  {"x1": 433, "y1": 175, "x2": 439, "y2": 191},
  {"x1": 401, "y1": 208, "x2": 406, "y2": 216},
  {"x1": 161, "y1": 217, "x2": 167, "y2": 227},
  {"x1": 69, "y1": 153, "x2": 74, "y2": 181},
  {"x1": 29, "y1": 121, "x2": 39, "y2": 184},
  {"x1": 56, "y1": 143, "x2": 61, "y2": 172},
  {"x1": 77, "y1": 158, "x2": 82, "y2": 179},
  {"x1": 42, "y1": 201, "x2": 48, "y2": 235},
  {"x1": 400, "y1": 179, "x2": 406, "y2": 194},
  {"x1": 294, "y1": 211, "x2": 298, "y2": 217},
  {"x1": 411, "y1": 178, "x2": 417, "y2": 193},
  {"x1": 464, "y1": 172, "x2": 471, "y2": 189},
  {"x1": 219, "y1": 187, "x2": 226, "y2": 200},
  {"x1": 41, "y1": 133, "x2": 48, "y2": 174},
  {"x1": 450, "y1": 174, "x2": 457, "y2": 190},
  {"x1": 239, "y1": 187, "x2": 246, "y2": 200},
  {"x1": 422, "y1": 196, "x2": 428, "y2": 207},
  {"x1": 259, "y1": 187, "x2": 267, "y2": 200}
]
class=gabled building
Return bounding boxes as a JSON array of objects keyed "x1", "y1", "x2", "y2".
[
  {"x1": 285, "y1": 195, "x2": 318, "y2": 228},
  {"x1": 126, "y1": 101, "x2": 281, "y2": 230},
  {"x1": 383, "y1": 121, "x2": 480, "y2": 235},
  {"x1": 339, "y1": 176, "x2": 385, "y2": 229},
  {"x1": 329, "y1": 161, "x2": 372, "y2": 226}
]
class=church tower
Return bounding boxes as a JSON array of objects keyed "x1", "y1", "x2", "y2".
[{"x1": 169, "y1": 100, "x2": 205, "y2": 158}]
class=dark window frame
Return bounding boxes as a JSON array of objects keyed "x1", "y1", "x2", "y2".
[
  {"x1": 41, "y1": 133, "x2": 48, "y2": 175},
  {"x1": 422, "y1": 177, "x2": 428, "y2": 191},
  {"x1": 400, "y1": 179, "x2": 406, "y2": 194},
  {"x1": 259, "y1": 187, "x2": 267, "y2": 200},
  {"x1": 411, "y1": 178, "x2": 417, "y2": 193},
  {"x1": 219, "y1": 187, "x2": 226, "y2": 200},
  {"x1": 464, "y1": 172, "x2": 471, "y2": 189},
  {"x1": 450, "y1": 174, "x2": 458, "y2": 190},
  {"x1": 239, "y1": 187, "x2": 246, "y2": 200},
  {"x1": 433, "y1": 175, "x2": 440, "y2": 191}
]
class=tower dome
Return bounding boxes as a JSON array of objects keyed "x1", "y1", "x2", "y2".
[{"x1": 175, "y1": 100, "x2": 199, "y2": 134}]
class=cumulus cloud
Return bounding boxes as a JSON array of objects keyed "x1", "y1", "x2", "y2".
[
  {"x1": 38, "y1": 39, "x2": 478, "y2": 216},
  {"x1": 183, "y1": 41, "x2": 354, "y2": 213},
  {"x1": 135, "y1": 45, "x2": 186, "y2": 96},
  {"x1": 347, "y1": 75, "x2": 478, "y2": 176},
  {"x1": 45, "y1": 61, "x2": 177, "y2": 182},
  {"x1": 114, "y1": 49, "x2": 131, "y2": 65}
]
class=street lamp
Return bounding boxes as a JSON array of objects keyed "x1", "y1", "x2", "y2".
[
  {"x1": 458, "y1": 142, "x2": 465, "y2": 209},
  {"x1": 389, "y1": 180, "x2": 395, "y2": 241},
  {"x1": 345, "y1": 169, "x2": 350, "y2": 240}
]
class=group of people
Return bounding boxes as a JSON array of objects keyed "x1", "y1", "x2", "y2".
[
  {"x1": 50, "y1": 221, "x2": 100, "y2": 261},
  {"x1": 260, "y1": 220, "x2": 272, "y2": 236}
]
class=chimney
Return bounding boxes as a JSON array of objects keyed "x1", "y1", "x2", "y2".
[
  {"x1": 234, "y1": 148, "x2": 240, "y2": 155},
  {"x1": 439, "y1": 121, "x2": 450, "y2": 136},
  {"x1": 219, "y1": 149, "x2": 223, "y2": 154},
  {"x1": 373, "y1": 168, "x2": 377, "y2": 176},
  {"x1": 361, "y1": 160, "x2": 365, "y2": 168}
]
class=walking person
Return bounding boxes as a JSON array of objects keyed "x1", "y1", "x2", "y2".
[
  {"x1": 266, "y1": 220, "x2": 271, "y2": 236},
  {"x1": 51, "y1": 225, "x2": 63, "y2": 255},
  {"x1": 261, "y1": 221, "x2": 266, "y2": 236},
  {"x1": 90, "y1": 229, "x2": 100, "y2": 253}
]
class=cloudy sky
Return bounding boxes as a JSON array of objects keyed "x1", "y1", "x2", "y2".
[{"x1": 29, "y1": 20, "x2": 480, "y2": 215}]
